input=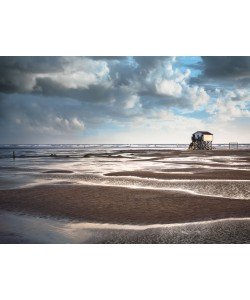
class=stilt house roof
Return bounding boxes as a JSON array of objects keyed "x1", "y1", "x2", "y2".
[{"x1": 194, "y1": 131, "x2": 213, "y2": 135}]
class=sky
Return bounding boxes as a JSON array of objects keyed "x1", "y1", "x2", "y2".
[{"x1": 0, "y1": 56, "x2": 249, "y2": 144}]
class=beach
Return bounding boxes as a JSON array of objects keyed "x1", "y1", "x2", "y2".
[{"x1": 0, "y1": 145, "x2": 250, "y2": 243}]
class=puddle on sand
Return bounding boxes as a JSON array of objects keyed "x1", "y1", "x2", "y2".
[{"x1": 0, "y1": 210, "x2": 249, "y2": 244}]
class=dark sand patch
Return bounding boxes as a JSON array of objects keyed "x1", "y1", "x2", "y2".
[
  {"x1": 0, "y1": 185, "x2": 250, "y2": 225},
  {"x1": 43, "y1": 170, "x2": 74, "y2": 174},
  {"x1": 117, "y1": 149, "x2": 250, "y2": 157},
  {"x1": 105, "y1": 169, "x2": 250, "y2": 180}
]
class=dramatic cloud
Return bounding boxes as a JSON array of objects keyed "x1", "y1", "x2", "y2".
[
  {"x1": 206, "y1": 89, "x2": 250, "y2": 121},
  {"x1": 202, "y1": 56, "x2": 250, "y2": 78},
  {"x1": 0, "y1": 56, "x2": 249, "y2": 143}
]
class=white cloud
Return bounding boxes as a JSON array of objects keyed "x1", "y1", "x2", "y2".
[
  {"x1": 153, "y1": 61, "x2": 209, "y2": 110},
  {"x1": 55, "y1": 117, "x2": 85, "y2": 131},
  {"x1": 124, "y1": 95, "x2": 141, "y2": 109},
  {"x1": 225, "y1": 89, "x2": 250, "y2": 101},
  {"x1": 207, "y1": 98, "x2": 250, "y2": 121},
  {"x1": 185, "y1": 86, "x2": 210, "y2": 109},
  {"x1": 36, "y1": 58, "x2": 110, "y2": 89},
  {"x1": 70, "y1": 117, "x2": 85, "y2": 130},
  {"x1": 7, "y1": 57, "x2": 111, "y2": 93},
  {"x1": 156, "y1": 80, "x2": 182, "y2": 97},
  {"x1": 206, "y1": 88, "x2": 250, "y2": 121},
  {"x1": 153, "y1": 109, "x2": 175, "y2": 121}
]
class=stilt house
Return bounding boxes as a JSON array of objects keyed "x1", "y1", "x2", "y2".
[{"x1": 189, "y1": 131, "x2": 213, "y2": 150}]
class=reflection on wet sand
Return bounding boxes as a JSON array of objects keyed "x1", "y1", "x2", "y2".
[{"x1": 1, "y1": 211, "x2": 249, "y2": 244}]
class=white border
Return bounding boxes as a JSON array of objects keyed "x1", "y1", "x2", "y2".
[
  {"x1": 0, "y1": 1, "x2": 249, "y2": 299},
  {"x1": 0, "y1": 245, "x2": 249, "y2": 300},
  {"x1": 0, "y1": 0, "x2": 249, "y2": 56}
]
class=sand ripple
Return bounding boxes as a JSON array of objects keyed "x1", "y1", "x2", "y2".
[
  {"x1": 35, "y1": 172, "x2": 250, "y2": 199},
  {"x1": 1, "y1": 211, "x2": 249, "y2": 244}
]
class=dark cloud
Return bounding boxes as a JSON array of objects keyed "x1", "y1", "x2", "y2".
[
  {"x1": 133, "y1": 56, "x2": 168, "y2": 71},
  {"x1": 0, "y1": 56, "x2": 63, "y2": 73},
  {"x1": 34, "y1": 77, "x2": 115, "y2": 103},
  {"x1": 87, "y1": 56, "x2": 126, "y2": 60},
  {"x1": 202, "y1": 56, "x2": 250, "y2": 78},
  {"x1": 0, "y1": 56, "x2": 176, "y2": 114},
  {"x1": 190, "y1": 57, "x2": 250, "y2": 93},
  {"x1": 0, "y1": 56, "x2": 172, "y2": 95},
  {"x1": 1, "y1": 57, "x2": 249, "y2": 99},
  {"x1": 0, "y1": 56, "x2": 64, "y2": 93}
]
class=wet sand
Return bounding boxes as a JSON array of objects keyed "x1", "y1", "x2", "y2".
[
  {"x1": 0, "y1": 184, "x2": 250, "y2": 225},
  {"x1": 116, "y1": 149, "x2": 250, "y2": 160},
  {"x1": 1, "y1": 210, "x2": 249, "y2": 244},
  {"x1": 104, "y1": 149, "x2": 250, "y2": 180},
  {"x1": 105, "y1": 170, "x2": 250, "y2": 180},
  {"x1": 0, "y1": 148, "x2": 249, "y2": 243}
]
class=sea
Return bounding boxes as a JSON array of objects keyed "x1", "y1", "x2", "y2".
[{"x1": 0, "y1": 143, "x2": 249, "y2": 158}]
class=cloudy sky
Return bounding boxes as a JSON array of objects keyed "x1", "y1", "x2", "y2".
[{"x1": 0, "y1": 56, "x2": 249, "y2": 144}]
